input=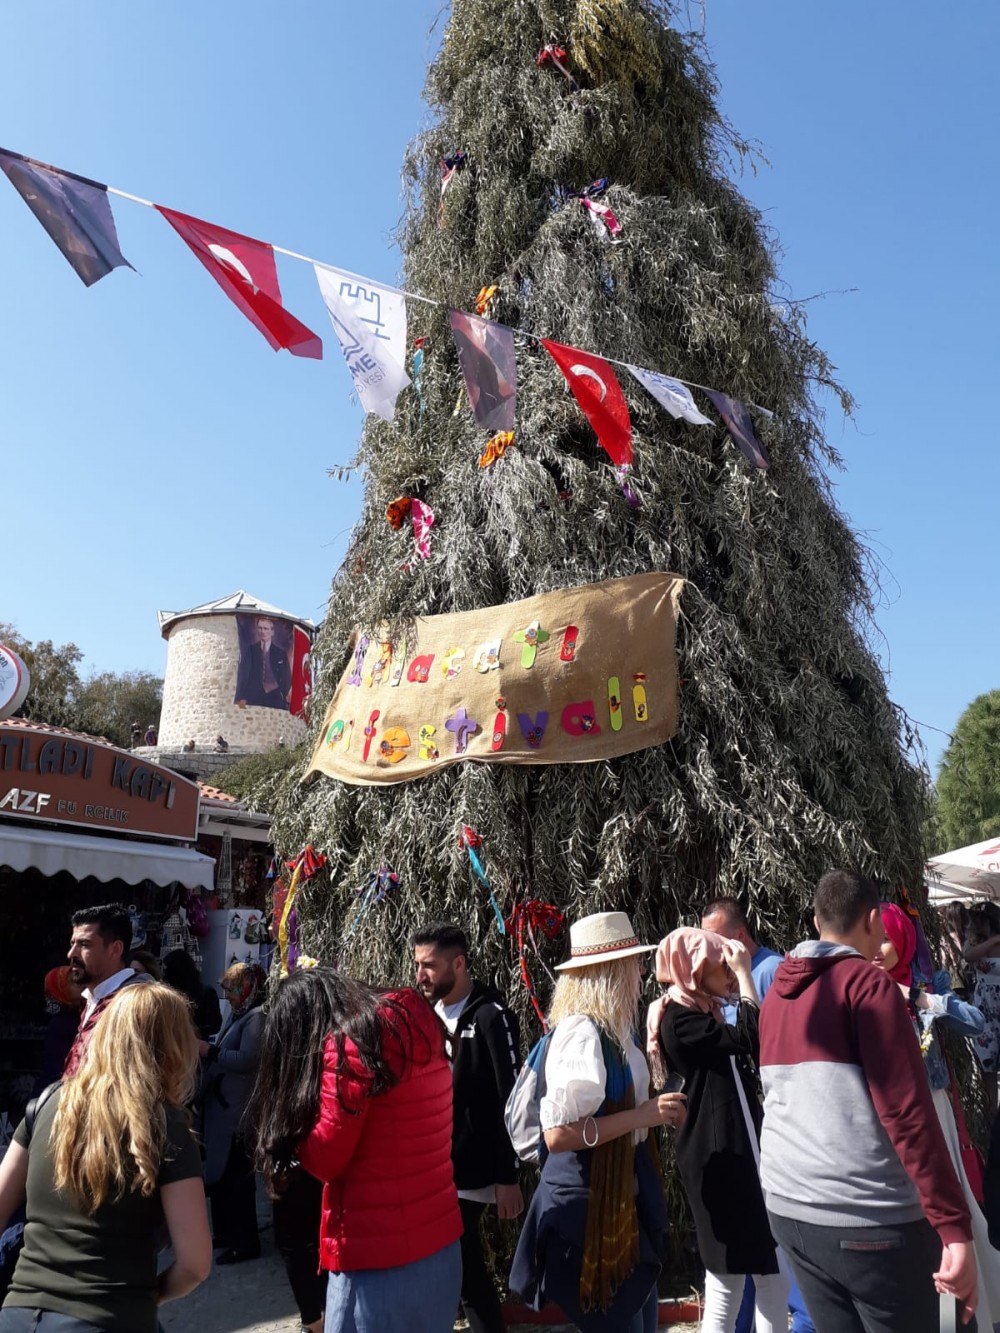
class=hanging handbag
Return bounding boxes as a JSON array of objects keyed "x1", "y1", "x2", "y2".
[{"x1": 948, "y1": 1071, "x2": 985, "y2": 1204}]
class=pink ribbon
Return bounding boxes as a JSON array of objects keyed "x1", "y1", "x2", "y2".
[
  {"x1": 581, "y1": 197, "x2": 622, "y2": 239},
  {"x1": 411, "y1": 499, "x2": 434, "y2": 560}
]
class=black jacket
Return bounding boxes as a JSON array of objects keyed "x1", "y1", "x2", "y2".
[
  {"x1": 236, "y1": 642, "x2": 292, "y2": 709},
  {"x1": 659, "y1": 999, "x2": 777, "y2": 1276},
  {"x1": 448, "y1": 980, "x2": 522, "y2": 1190}
]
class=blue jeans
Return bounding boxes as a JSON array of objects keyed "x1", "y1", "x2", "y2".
[
  {"x1": 0, "y1": 1312, "x2": 106, "y2": 1332},
  {"x1": 734, "y1": 1273, "x2": 815, "y2": 1332},
  {"x1": 324, "y1": 1240, "x2": 462, "y2": 1333}
]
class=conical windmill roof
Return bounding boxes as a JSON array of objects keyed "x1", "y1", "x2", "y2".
[{"x1": 157, "y1": 591, "x2": 315, "y2": 638}]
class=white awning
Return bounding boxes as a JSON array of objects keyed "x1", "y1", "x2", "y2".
[{"x1": 0, "y1": 824, "x2": 215, "y2": 891}]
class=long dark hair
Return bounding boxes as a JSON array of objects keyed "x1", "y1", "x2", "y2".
[
  {"x1": 162, "y1": 948, "x2": 202, "y2": 1004},
  {"x1": 245, "y1": 966, "x2": 434, "y2": 1193}
]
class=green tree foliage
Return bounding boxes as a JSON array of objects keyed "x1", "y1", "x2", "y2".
[
  {"x1": 936, "y1": 691, "x2": 1000, "y2": 850},
  {"x1": 0, "y1": 622, "x2": 83, "y2": 729},
  {"x1": 73, "y1": 670, "x2": 163, "y2": 750},
  {"x1": 211, "y1": 744, "x2": 306, "y2": 808},
  {"x1": 272, "y1": 0, "x2": 926, "y2": 999},
  {"x1": 0, "y1": 622, "x2": 162, "y2": 748}
]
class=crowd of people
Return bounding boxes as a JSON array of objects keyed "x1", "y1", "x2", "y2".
[{"x1": 0, "y1": 873, "x2": 998, "y2": 1333}]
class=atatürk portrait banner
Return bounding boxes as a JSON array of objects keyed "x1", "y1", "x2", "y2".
[{"x1": 307, "y1": 572, "x2": 684, "y2": 787}]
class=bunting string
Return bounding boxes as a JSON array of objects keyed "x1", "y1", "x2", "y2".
[{"x1": 0, "y1": 143, "x2": 776, "y2": 426}]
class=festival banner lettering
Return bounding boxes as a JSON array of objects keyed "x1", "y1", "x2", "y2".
[{"x1": 307, "y1": 572, "x2": 684, "y2": 787}]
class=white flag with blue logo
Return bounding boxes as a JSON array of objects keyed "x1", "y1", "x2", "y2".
[
  {"x1": 628, "y1": 365, "x2": 713, "y2": 425},
  {"x1": 314, "y1": 265, "x2": 410, "y2": 421}
]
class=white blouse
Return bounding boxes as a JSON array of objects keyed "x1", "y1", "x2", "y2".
[{"x1": 539, "y1": 1013, "x2": 651, "y2": 1143}]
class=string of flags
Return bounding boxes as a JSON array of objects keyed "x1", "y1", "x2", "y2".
[{"x1": 0, "y1": 143, "x2": 772, "y2": 470}]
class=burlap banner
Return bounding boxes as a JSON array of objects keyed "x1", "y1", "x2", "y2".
[{"x1": 307, "y1": 572, "x2": 684, "y2": 786}]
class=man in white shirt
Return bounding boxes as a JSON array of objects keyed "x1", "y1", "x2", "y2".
[
  {"x1": 63, "y1": 903, "x2": 146, "y2": 1076},
  {"x1": 414, "y1": 922, "x2": 523, "y2": 1333}
]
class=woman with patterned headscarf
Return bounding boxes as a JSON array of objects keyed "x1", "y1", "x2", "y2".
[
  {"x1": 876, "y1": 901, "x2": 1000, "y2": 1325},
  {"x1": 648, "y1": 927, "x2": 789, "y2": 1332},
  {"x1": 200, "y1": 962, "x2": 267, "y2": 1265}
]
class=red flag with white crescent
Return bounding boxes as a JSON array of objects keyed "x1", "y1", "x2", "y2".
[
  {"x1": 157, "y1": 206, "x2": 323, "y2": 359},
  {"x1": 290, "y1": 626, "x2": 313, "y2": 720},
  {"x1": 542, "y1": 339, "x2": 632, "y2": 467}
]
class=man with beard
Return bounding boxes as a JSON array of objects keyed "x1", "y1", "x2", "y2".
[
  {"x1": 413, "y1": 923, "x2": 523, "y2": 1333},
  {"x1": 63, "y1": 903, "x2": 148, "y2": 1077}
]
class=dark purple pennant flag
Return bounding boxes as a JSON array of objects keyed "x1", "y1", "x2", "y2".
[
  {"x1": 449, "y1": 309, "x2": 517, "y2": 432},
  {"x1": 0, "y1": 148, "x2": 132, "y2": 287},
  {"x1": 702, "y1": 388, "x2": 770, "y2": 471}
]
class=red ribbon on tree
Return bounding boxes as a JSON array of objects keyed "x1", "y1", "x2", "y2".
[
  {"x1": 506, "y1": 899, "x2": 565, "y2": 1029},
  {"x1": 537, "y1": 43, "x2": 579, "y2": 92}
]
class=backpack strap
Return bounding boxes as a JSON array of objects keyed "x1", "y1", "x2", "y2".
[{"x1": 24, "y1": 1081, "x2": 60, "y2": 1144}]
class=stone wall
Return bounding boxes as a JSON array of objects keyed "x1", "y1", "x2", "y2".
[
  {"x1": 157, "y1": 617, "x2": 307, "y2": 752},
  {"x1": 133, "y1": 746, "x2": 266, "y2": 784}
]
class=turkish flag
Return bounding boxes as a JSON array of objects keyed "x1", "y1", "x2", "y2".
[
  {"x1": 290, "y1": 625, "x2": 313, "y2": 720},
  {"x1": 157, "y1": 206, "x2": 323, "y2": 359},
  {"x1": 543, "y1": 339, "x2": 632, "y2": 467}
]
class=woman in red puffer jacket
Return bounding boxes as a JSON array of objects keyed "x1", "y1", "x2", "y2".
[{"x1": 247, "y1": 966, "x2": 461, "y2": 1333}]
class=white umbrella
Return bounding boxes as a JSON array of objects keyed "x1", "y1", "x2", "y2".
[{"x1": 925, "y1": 836, "x2": 1000, "y2": 903}]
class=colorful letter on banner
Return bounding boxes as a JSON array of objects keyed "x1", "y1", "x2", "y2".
[
  {"x1": 0, "y1": 148, "x2": 132, "y2": 287},
  {"x1": 702, "y1": 389, "x2": 770, "y2": 471},
  {"x1": 628, "y1": 365, "x2": 713, "y2": 425},
  {"x1": 449, "y1": 310, "x2": 517, "y2": 432},
  {"x1": 542, "y1": 339, "x2": 632, "y2": 467},
  {"x1": 158, "y1": 207, "x2": 323, "y2": 358},
  {"x1": 314, "y1": 265, "x2": 410, "y2": 422},
  {"x1": 306, "y1": 572, "x2": 683, "y2": 787}
]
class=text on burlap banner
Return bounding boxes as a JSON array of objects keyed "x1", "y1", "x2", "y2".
[{"x1": 306, "y1": 572, "x2": 684, "y2": 786}]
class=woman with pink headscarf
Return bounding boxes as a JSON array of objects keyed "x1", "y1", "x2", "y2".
[
  {"x1": 648, "y1": 928, "x2": 789, "y2": 1332},
  {"x1": 876, "y1": 901, "x2": 1000, "y2": 1325}
]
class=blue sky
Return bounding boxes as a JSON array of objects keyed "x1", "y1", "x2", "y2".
[{"x1": 1, "y1": 2, "x2": 995, "y2": 774}]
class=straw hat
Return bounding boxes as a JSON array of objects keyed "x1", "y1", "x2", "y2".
[{"x1": 554, "y1": 911, "x2": 655, "y2": 971}]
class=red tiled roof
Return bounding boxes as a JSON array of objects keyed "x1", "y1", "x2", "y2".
[
  {"x1": 1, "y1": 716, "x2": 112, "y2": 745},
  {"x1": 198, "y1": 783, "x2": 239, "y2": 804}
]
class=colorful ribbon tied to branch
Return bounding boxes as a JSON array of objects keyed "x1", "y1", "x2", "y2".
[
  {"x1": 386, "y1": 495, "x2": 414, "y2": 530},
  {"x1": 459, "y1": 825, "x2": 505, "y2": 933},
  {"x1": 439, "y1": 152, "x2": 467, "y2": 225},
  {"x1": 412, "y1": 337, "x2": 427, "y2": 414},
  {"x1": 506, "y1": 899, "x2": 565, "y2": 1030},
  {"x1": 478, "y1": 430, "x2": 514, "y2": 468},
  {"x1": 537, "y1": 43, "x2": 579, "y2": 92},
  {"x1": 899, "y1": 884, "x2": 936, "y2": 982},
  {"x1": 475, "y1": 285, "x2": 499, "y2": 317},
  {"x1": 411, "y1": 498, "x2": 434, "y2": 559},
  {"x1": 347, "y1": 865, "x2": 401, "y2": 937},
  {"x1": 279, "y1": 844, "x2": 327, "y2": 975},
  {"x1": 616, "y1": 464, "x2": 641, "y2": 508},
  {"x1": 567, "y1": 179, "x2": 622, "y2": 240}
]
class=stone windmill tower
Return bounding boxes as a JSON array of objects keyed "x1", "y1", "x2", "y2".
[{"x1": 147, "y1": 591, "x2": 314, "y2": 781}]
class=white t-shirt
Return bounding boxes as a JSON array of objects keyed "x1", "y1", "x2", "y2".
[
  {"x1": 435, "y1": 993, "x2": 496, "y2": 1205},
  {"x1": 539, "y1": 1013, "x2": 651, "y2": 1143}
]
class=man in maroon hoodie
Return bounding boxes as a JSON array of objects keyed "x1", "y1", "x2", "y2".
[{"x1": 759, "y1": 869, "x2": 977, "y2": 1329}]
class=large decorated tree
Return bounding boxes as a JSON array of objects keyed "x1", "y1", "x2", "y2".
[{"x1": 269, "y1": 0, "x2": 925, "y2": 1016}]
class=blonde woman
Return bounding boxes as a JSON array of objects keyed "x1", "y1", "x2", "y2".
[
  {"x1": 0, "y1": 983, "x2": 211, "y2": 1332},
  {"x1": 510, "y1": 912, "x2": 686, "y2": 1333}
]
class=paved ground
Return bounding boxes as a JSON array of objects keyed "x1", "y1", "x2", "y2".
[{"x1": 158, "y1": 1195, "x2": 699, "y2": 1331}]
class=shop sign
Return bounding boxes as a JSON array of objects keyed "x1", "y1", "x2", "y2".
[
  {"x1": 0, "y1": 644, "x2": 30, "y2": 721},
  {"x1": 0, "y1": 727, "x2": 200, "y2": 841}
]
